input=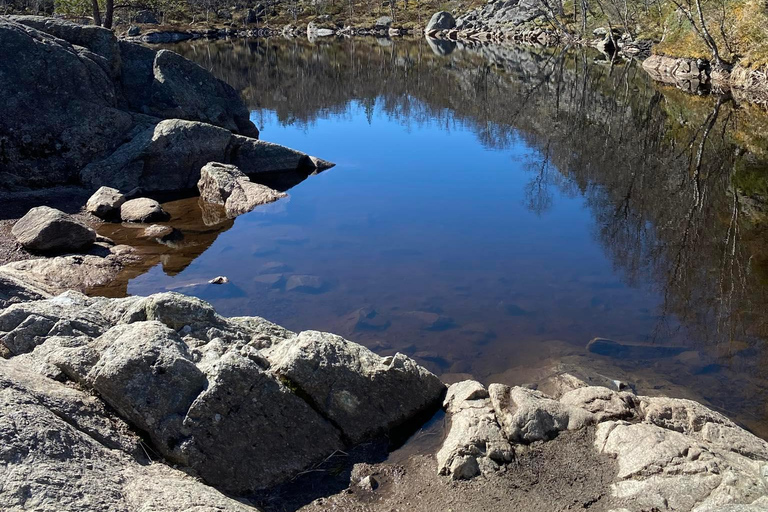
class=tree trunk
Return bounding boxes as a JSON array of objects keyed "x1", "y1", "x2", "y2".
[
  {"x1": 104, "y1": 0, "x2": 114, "y2": 29},
  {"x1": 91, "y1": 0, "x2": 102, "y2": 26}
]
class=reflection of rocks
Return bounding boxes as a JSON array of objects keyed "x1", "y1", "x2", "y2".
[
  {"x1": 0, "y1": 289, "x2": 444, "y2": 498},
  {"x1": 426, "y1": 36, "x2": 456, "y2": 56},
  {"x1": 438, "y1": 375, "x2": 768, "y2": 511}
]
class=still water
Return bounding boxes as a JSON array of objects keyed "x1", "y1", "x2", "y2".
[{"x1": 98, "y1": 38, "x2": 768, "y2": 437}]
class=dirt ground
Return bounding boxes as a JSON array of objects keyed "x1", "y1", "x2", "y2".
[{"x1": 255, "y1": 424, "x2": 620, "y2": 512}]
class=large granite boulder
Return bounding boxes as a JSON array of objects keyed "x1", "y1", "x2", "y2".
[
  {"x1": 0, "y1": 16, "x2": 335, "y2": 191},
  {"x1": 179, "y1": 350, "x2": 345, "y2": 493},
  {"x1": 12, "y1": 206, "x2": 96, "y2": 253},
  {"x1": 268, "y1": 330, "x2": 446, "y2": 443},
  {"x1": 425, "y1": 11, "x2": 455, "y2": 33},
  {"x1": 0, "y1": 18, "x2": 134, "y2": 190},
  {"x1": 0, "y1": 357, "x2": 259, "y2": 512},
  {"x1": 80, "y1": 119, "x2": 333, "y2": 192},
  {"x1": 198, "y1": 162, "x2": 287, "y2": 218},
  {"x1": 150, "y1": 50, "x2": 259, "y2": 138}
]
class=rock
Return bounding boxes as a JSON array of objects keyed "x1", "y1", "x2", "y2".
[
  {"x1": 208, "y1": 276, "x2": 229, "y2": 284},
  {"x1": 425, "y1": 11, "x2": 456, "y2": 33},
  {"x1": 0, "y1": 18, "x2": 133, "y2": 189},
  {"x1": 285, "y1": 274, "x2": 328, "y2": 293},
  {"x1": 120, "y1": 198, "x2": 170, "y2": 223},
  {"x1": 127, "y1": 25, "x2": 141, "y2": 36},
  {"x1": 595, "y1": 420, "x2": 768, "y2": 511},
  {"x1": 488, "y1": 384, "x2": 594, "y2": 442},
  {"x1": 134, "y1": 9, "x2": 159, "y2": 23},
  {"x1": 559, "y1": 386, "x2": 637, "y2": 422},
  {"x1": 359, "y1": 475, "x2": 379, "y2": 490},
  {"x1": 197, "y1": 162, "x2": 287, "y2": 218},
  {"x1": 150, "y1": 50, "x2": 259, "y2": 138},
  {"x1": 0, "y1": 16, "x2": 332, "y2": 192},
  {"x1": 140, "y1": 224, "x2": 174, "y2": 239},
  {"x1": 587, "y1": 337, "x2": 687, "y2": 359},
  {"x1": 12, "y1": 206, "x2": 96, "y2": 253},
  {"x1": 268, "y1": 330, "x2": 445, "y2": 444},
  {"x1": 81, "y1": 120, "x2": 332, "y2": 193},
  {"x1": 86, "y1": 186, "x2": 126, "y2": 219},
  {"x1": 375, "y1": 16, "x2": 393, "y2": 29},
  {"x1": 0, "y1": 271, "x2": 52, "y2": 310},
  {"x1": 437, "y1": 381, "x2": 514, "y2": 479},
  {"x1": 246, "y1": 8, "x2": 261, "y2": 24},
  {"x1": 0, "y1": 245, "x2": 138, "y2": 297},
  {"x1": 85, "y1": 321, "x2": 208, "y2": 454},
  {"x1": 0, "y1": 358, "x2": 255, "y2": 512},
  {"x1": 180, "y1": 350, "x2": 344, "y2": 493},
  {"x1": 348, "y1": 307, "x2": 390, "y2": 332}
]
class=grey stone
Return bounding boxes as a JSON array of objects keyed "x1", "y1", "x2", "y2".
[
  {"x1": 140, "y1": 224, "x2": 174, "y2": 239},
  {"x1": 127, "y1": 25, "x2": 141, "y2": 36},
  {"x1": 268, "y1": 330, "x2": 445, "y2": 443},
  {"x1": 375, "y1": 16, "x2": 393, "y2": 28},
  {"x1": 120, "y1": 198, "x2": 170, "y2": 223},
  {"x1": 12, "y1": 207, "x2": 96, "y2": 253},
  {"x1": 559, "y1": 386, "x2": 637, "y2": 422},
  {"x1": 86, "y1": 321, "x2": 208, "y2": 453},
  {"x1": 437, "y1": 381, "x2": 513, "y2": 479},
  {"x1": 286, "y1": 274, "x2": 328, "y2": 293},
  {"x1": 0, "y1": 357, "x2": 257, "y2": 512},
  {"x1": 86, "y1": 186, "x2": 126, "y2": 219},
  {"x1": 425, "y1": 11, "x2": 456, "y2": 32},
  {"x1": 0, "y1": 245, "x2": 138, "y2": 296},
  {"x1": 134, "y1": 10, "x2": 159, "y2": 23},
  {"x1": 488, "y1": 384, "x2": 594, "y2": 442},
  {"x1": 197, "y1": 162, "x2": 287, "y2": 218},
  {"x1": 179, "y1": 350, "x2": 345, "y2": 493}
]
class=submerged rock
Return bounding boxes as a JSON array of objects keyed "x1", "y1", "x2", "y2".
[{"x1": 12, "y1": 207, "x2": 96, "y2": 253}]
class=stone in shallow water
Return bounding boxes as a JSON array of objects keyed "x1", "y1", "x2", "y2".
[
  {"x1": 120, "y1": 198, "x2": 170, "y2": 223},
  {"x1": 285, "y1": 274, "x2": 328, "y2": 293},
  {"x1": 12, "y1": 206, "x2": 96, "y2": 253}
]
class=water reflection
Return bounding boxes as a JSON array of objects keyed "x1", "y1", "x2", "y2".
[{"x1": 100, "y1": 37, "x2": 768, "y2": 437}]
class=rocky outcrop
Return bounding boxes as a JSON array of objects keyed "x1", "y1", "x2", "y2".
[
  {"x1": 197, "y1": 162, "x2": 287, "y2": 218},
  {"x1": 11, "y1": 207, "x2": 96, "y2": 253},
  {"x1": 437, "y1": 377, "x2": 768, "y2": 511},
  {"x1": 0, "y1": 16, "x2": 331, "y2": 192},
  {"x1": 80, "y1": 119, "x2": 333, "y2": 193},
  {"x1": 0, "y1": 288, "x2": 445, "y2": 498},
  {"x1": 642, "y1": 54, "x2": 709, "y2": 89},
  {"x1": 455, "y1": 0, "x2": 542, "y2": 30},
  {"x1": 0, "y1": 356, "x2": 260, "y2": 512}
]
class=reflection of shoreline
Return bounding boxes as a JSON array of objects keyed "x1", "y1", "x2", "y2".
[{"x1": 130, "y1": 38, "x2": 768, "y2": 438}]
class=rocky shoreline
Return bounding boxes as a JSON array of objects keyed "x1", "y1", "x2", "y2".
[
  {"x1": 2, "y1": 13, "x2": 768, "y2": 512},
  {"x1": 2, "y1": 282, "x2": 767, "y2": 511}
]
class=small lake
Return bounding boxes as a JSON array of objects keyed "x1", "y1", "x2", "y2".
[{"x1": 98, "y1": 37, "x2": 768, "y2": 438}]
